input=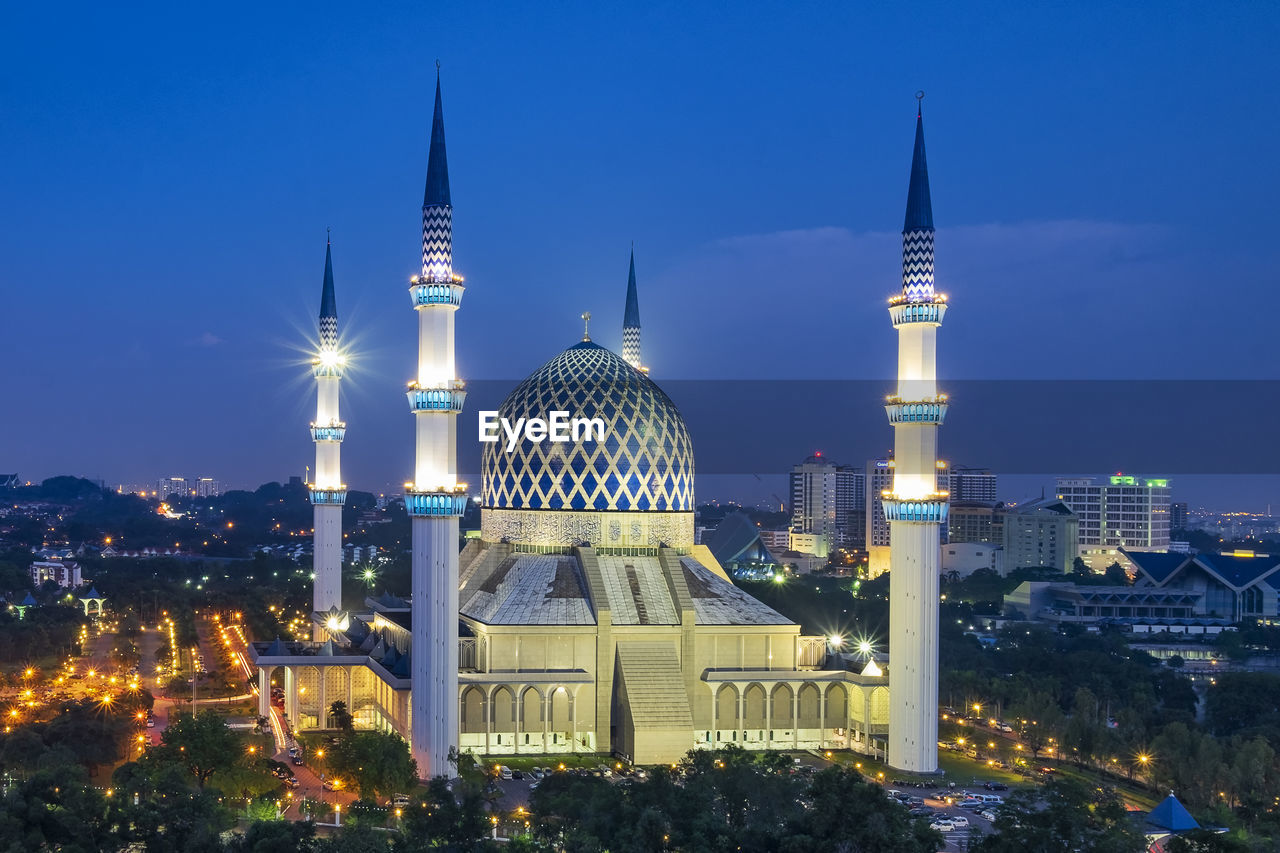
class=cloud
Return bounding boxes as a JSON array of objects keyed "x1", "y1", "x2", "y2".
[{"x1": 192, "y1": 332, "x2": 224, "y2": 347}]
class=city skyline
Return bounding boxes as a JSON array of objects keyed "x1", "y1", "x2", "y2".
[{"x1": 3, "y1": 3, "x2": 1279, "y2": 510}]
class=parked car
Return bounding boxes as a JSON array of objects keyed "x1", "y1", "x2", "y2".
[
  {"x1": 392, "y1": 794, "x2": 411, "y2": 808},
  {"x1": 499, "y1": 766, "x2": 513, "y2": 780},
  {"x1": 530, "y1": 768, "x2": 545, "y2": 781},
  {"x1": 983, "y1": 782, "x2": 1009, "y2": 791},
  {"x1": 322, "y1": 779, "x2": 339, "y2": 791},
  {"x1": 908, "y1": 807, "x2": 933, "y2": 817},
  {"x1": 979, "y1": 808, "x2": 999, "y2": 821},
  {"x1": 512, "y1": 769, "x2": 523, "y2": 780},
  {"x1": 930, "y1": 820, "x2": 955, "y2": 832},
  {"x1": 284, "y1": 777, "x2": 300, "y2": 789},
  {"x1": 145, "y1": 719, "x2": 155, "y2": 728},
  {"x1": 948, "y1": 815, "x2": 970, "y2": 828},
  {"x1": 292, "y1": 756, "x2": 304, "y2": 766}
]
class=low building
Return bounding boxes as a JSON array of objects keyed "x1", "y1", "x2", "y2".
[
  {"x1": 1002, "y1": 497, "x2": 1078, "y2": 574},
  {"x1": 948, "y1": 501, "x2": 1005, "y2": 545},
  {"x1": 29, "y1": 560, "x2": 82, "y2": 589},
  {"x1": 942, "y1": 542, "x2": 1002, "y2": 577}
]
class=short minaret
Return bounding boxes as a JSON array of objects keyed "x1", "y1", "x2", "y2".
[
  {"x1": 622, "y1": 247, "x2": 644, "y2": 371},
  {"x1": 883, "y1": 93, "x2": 948, "y2": 773},
  {"x1": 404, "y1": 66, "x2": 467, "y2": 780},
  {"x1": 311, "y1": 236, "x2": 347, "y2": 639}
]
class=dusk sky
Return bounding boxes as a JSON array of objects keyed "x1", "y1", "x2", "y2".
[{"x1": 3, "y1": 2, "x2": 1278, "y2": 510}]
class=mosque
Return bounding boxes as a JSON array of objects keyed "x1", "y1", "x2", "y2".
[{"x1": 250, "y1": 72, "x2": 908, "y2": 775}]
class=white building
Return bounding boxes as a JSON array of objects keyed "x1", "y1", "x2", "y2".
[
  {"x1": 942, "y1": 543, "x2": 1001, "y2": 577},
  {"x1": 1056, "y1": 475, "x2": 1170, "y2": 568},
  {"x1": 30, "y1": 560, "x2": 82, "y2": 589}
]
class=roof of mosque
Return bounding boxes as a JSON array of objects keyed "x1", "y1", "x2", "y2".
[
  {"x1": 458, "y1": 544, "x2": 791, "y2": 627},
  {"x1": 481, "y1": 341, "x2": 694, "y2": 513}
]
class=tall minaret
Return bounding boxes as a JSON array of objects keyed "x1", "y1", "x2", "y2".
[
  {"x1": 310, "y1": 235, "x2": 346, "y2": 638},
  {"x1": 884, "y1": 93, "x2": 948, "y2": 773},
  {"x1": 622, "y1": 246, "x2": 644, "y2": 371},
  {"x1": 405, "y1": 66, "x2": 467, "y2": 780}
]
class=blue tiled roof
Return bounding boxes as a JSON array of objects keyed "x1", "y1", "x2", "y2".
[
  {"x1": 1126, "y1": 550, "x2": 1193, "y2": 584},
  {"x1": 903, "y1": 105, "x2": 933, "y2": 232},
  {"x1": 1148, "y1": 794, "x2": 1199, "y2": 831},
  {"x1": 624, "y1": 249, "x2": 640, "y2": 329},
  {"x1": 423, "y1": 71, "x2": 451, "y2": 208},
  {"x1": 1197, "y1": 553, "x2": 1280, "y2": 589}
]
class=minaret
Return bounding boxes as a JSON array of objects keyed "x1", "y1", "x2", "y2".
[
  {"x1": 310, "y1": 235, "x2": 346, "y2": 639},
  {"x1": 622, "y1": 247, "x2": 644, "y2": 371},
  {"x1": 883, "y1": 93, "x2": 948, "y2": 773},
  {"x1": 405, "y1": 66, "x2": 467, "y2": 780}
]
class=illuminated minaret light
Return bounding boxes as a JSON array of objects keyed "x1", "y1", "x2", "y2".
[
  {"x1": 404, "y1": 65, "x2": 467, "y2": 780},
  {"x1": 310, "y1": 235, "x2": 347, "y2": 639},
  {"x1": 622, "y1": 246, "x2": 645, "y2": 372},
  {"x1": 883, "y1": 92, "x2": 948, "y2": 773}
]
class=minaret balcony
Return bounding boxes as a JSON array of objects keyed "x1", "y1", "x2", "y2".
[
  {"x1": 888, "y1": 295, "x2": 948, "y2": 327},
  {"x1": 310, "y1": 486, "x2": 348, "y2": 506},
  {"x1": 404, "y1": 485, "x2": 469, "y2": 517},
  {"x1": 407, "y1": 381, "x2": 467, "y2": 413},
  {"x1": 310, "y1": 423, "x2": 347, "y2": 442},
  {"x1": 881, "y1": 493, "x2": 949, "y2": 523},
  {"x1": 410, "y1": 274, "x2": 465, "y2": 308},
  {"x1": 885, "y1": 396, "x2": 948, "y2": 425}
]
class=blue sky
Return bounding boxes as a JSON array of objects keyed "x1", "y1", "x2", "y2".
[{"x1": 2, "y1": 1, "x2": 1277, "y2": 509}]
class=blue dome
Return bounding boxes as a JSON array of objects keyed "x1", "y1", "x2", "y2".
[{"x1": 482, "y1": 342, "x2": 694, "y2": 512}]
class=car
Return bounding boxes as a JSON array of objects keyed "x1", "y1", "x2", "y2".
[
  {"x1": 322, "y1": 780, "x2": 338, "y2": 791},
  {"x1": 530, "y1": 768, "x2": 545, "y2": 781},
  {"x1": 145, "y1": 719, "x2": 155, "y2": 728},
  {"x1": 292, "y1": 756, "x2": 304, "y2": 766},
  {"x1": 980, "y1": 808, "x2": 999, "y2": 821},
  {"x1": 633, "y1": 769, "x2": 648, "y2": 779},
  {"x1": 499, "y1": 766, "x2": 513, "y2": 780},
  {"x1": 930, "y1": 820, "x2": 955, "y2": 832},
  {"x1": 948, "y1": 816, "x2": 970, "y2": 828},
  {"x1": 984, "y1": 782, "x2": 1009, "y2": 791},
  {"x1": 908, "y1": 807, "x2": 933, "y2": 817},
  {"x1": 998, "y1": 723, "x2": 1014, "y2": 733},
  {"x1": 392, "y1": 794, "x2": 411, "y2": 808},
  {"x1": 287, "y1": 746, "x2": 299, "y2": 756},
  {"x1": 285, "y1": 777, "x2": 300, "y2": 789},
  {"x1": 512, "y1": 769, "x2": 523, "y2": 780}
]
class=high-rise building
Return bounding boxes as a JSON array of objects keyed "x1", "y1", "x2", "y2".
[
  {"x1": 882, "y1": 97, "x2": 947, "y2": 773},
  {"x1": 309, "y1": 237, "x2": 347, "y2": 638},
  {"x1": 947, "y1": 467, "x2": 997, "y2": 503},
  {"x1": 404, "y1": 68, "x2": 469, "y2": 780},
  {"x1": 1055, "y1": 475, "x2": 1171, "y2": 553},
  {"x1": 1002, "y1": 498, "x2": 1078, "y2": 574},
  {"x1": 1171, "y1": 502, "x2": 1188, "y2": 530},
  {"x1": 865, "y1": 457, "x2": 894, "y2": 575},
  {"x1": 789, "y1": 454, "x2": 863, "y2": 557},
  {"x1": 948, "y1": 501, "x2": 1005, "y2": 545}
]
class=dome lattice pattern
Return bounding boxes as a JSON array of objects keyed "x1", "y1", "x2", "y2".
[{"x1": 482, "y1": 342, "x2": 694, "y2": 512}]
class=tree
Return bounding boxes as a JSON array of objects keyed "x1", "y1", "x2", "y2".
[
  {"x1": 794, "y1": 765, "x2": 940, "y2": 851},
  {"x1": 328, "y1": 730, "x2": 418, "y2": 802},
  {"x1": 329, "y1": 699, "x2": 354, "y2": 733},
  {"x1": 396, "y1": 773, "x2": 493, "y2": 852},
  {"x1": 0, "y1": 763, "x2": 122, "y2": 851},
  {"x1": 152, "y1": 709, "x2": 242, "y2": 788},
  {"x1": 969, "y1": 775, "x2": 1146, "y2": 853}
]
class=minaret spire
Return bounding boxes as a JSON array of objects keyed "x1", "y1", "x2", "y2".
[
  {"x1": 902, "y1": 91, "x2": 935, "y2": 302},
  {"x1": 882, "y1": 93, "x2": 949, "y2": 774},
  {"x1": 622, "y1": 246, "x2": 643, "y2": 370},
  {"x1": 319, "y1": 233, "x2": 338, "y2": 349},
  {"x1": 422, "y1": 65, "x2": 453, "y2": 280},
  {"x1": 310, "y1": 234, "x2": 347, "y2": 639},
  {"x1": 406, "y1": 67, "x2": 467, "y2": 781}
]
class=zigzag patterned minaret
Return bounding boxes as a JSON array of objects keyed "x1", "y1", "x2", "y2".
[
  {"x1": 622, "y1": 247, "x2": 643, "y2": 371},
  {"x1": 884, "y1": 94, "x2": 948, "y2": 773},
  {"x1": 405, "y1": 66, "x2": 467, "y2": 780},
  {"x1": 310, "y1": 236, "x2": 346, "y2": 639}
]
